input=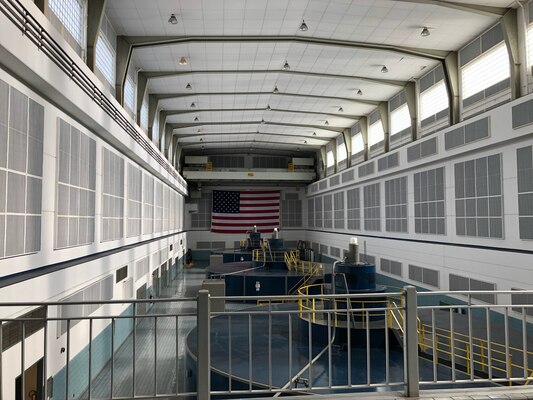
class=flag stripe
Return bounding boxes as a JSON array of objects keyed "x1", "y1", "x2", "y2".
[{"x1": 211, "y1": 189, "x2": 280, "y2": 233}]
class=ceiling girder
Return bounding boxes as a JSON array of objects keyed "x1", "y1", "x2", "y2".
[
  {"x1": 169, "y1": 121, "x2": 345, "y2": 133},
  {"x1": 154, "y1": 91, "x2": 381, "y2": 106},
  {"x1": 391, "y1": 0, "x2": 508, "y2": 17},
  {"x1": 162, "y1": 108, "x2": 361, "y2": 120},
  {"x1": 143, "y1": 69, "x2": 406, "y2": 87},
  {"x1": 174, "y1": 131, "x2": 331, "y2": 142},
  {"x1": 123, "y1": 35, "x2": 449, "y2": 60}
]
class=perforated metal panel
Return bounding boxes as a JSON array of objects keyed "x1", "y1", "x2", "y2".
[
  {"x1": 319, "y1": 244, "x2": 328, "y2": 255},
  {"x1": 414, "y1": 167, "x2": 445, "y2": 235},
  {"x1": 330, "y1": 246, "x2": 340, "y2": 258},
  {"x1": 281, "y1": 197, "x2": 303, "y2": 228},
  {"x1": 409, "y1": 264, "x2": 439, "y2": 288},
  {"x1": 358, "y1": 162, "x2": 375, "y2": 178},
  {"x1": 381, "y1": 258, "x2": 402, "y2": 277},
  {"x1": 333, "y1": 192, "x2": 344, "y2": 229},
  {"x1": 101, "y1": 147, "x2": 124, "y2": 242},
  {"x1": 307, "y1": 198, "x2": 314, "y2": 228},
  {"x1": 454, "y1": 154, "x2": 503, "y2": 238},
  {"x1": 385, "y1": 176, "x2": 407, "y2": 233},
  {"x1": 323, "y1": 194, "x2": 333, "y2": 229},
  {"x1": 347, "y1": 188, "x2": 360, "y2": 230},
  {"x1": 378, "y1": 152, "x2": 399, "y2": 172},
  {"x1": 329, "y1": 175, "x2": 340, "y2": 187},
  {"x1": 363, "y1": 183, "x2": 380, "y2": 231},
  {"x1": 445, "y1": 117, "x2": 489, "y2": 150},
  {"x1": 318, "y1": 180, "x2": 327, "y2": 191},
  {"x1": 127, "y1": 163, "x2": 142, "y2": 237},
  {"x1": 512, "y1": 99, "x2": 533, "y2": 129},
  {"x1": 342, "y1": 170, "x2": 354, "y2": 183},
  {"x1": 407, "y1": 137, "x2": 437, "y2": 162},
  {"x1": 315, "y1": 196, "x2": 323, "y2": 228},
  {"x1": 517, "y1": 146, "x2": 533, "y2": 239}
]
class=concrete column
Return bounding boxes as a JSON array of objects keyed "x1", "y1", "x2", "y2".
[
  {"x1": 358, "y1": 116, "x2": 368, "y2": 161},
  {"x1": 148, "y1": 94, "x2": 159, "y2": 141},
  {"x1": 502, "y1": 8, "x2": 521, "y2": 100},
  {"x1": 85, "y1": 0, "x2": 106, "y2": 71},
  {"x1": 378, "y1": 102, "x2": 389, "y2": 152},
  {"x1": 403, "y1": 285, "x2": 420, "y2": 398},
  {"x1": 136, "y1": 72, "x2": 148, "y2": 126},
  {"x1": 443, "y1": 52, "x2": 460, "y2": 125},
  {"x1": 342, "y1": 128, "x2": 351, "y2": 167},
  {"x1": 115, "y1": 36, "x2": 133, "y2": 105},
  {"x1": 197, "y1": 290, "x2": 211, "y2": 400},
  {"x1": 404, "y1": 81, "x2": 418, "y2": 141}
]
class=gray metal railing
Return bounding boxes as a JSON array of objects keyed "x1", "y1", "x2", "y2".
[{"x1": 1, "y1": 288, "x2": 533, "y2": 399}]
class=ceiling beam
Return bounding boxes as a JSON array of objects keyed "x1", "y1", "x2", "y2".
[
  {"x1": 144, "y1": 69, "x2": 406, "y2": 87},
  {"x1": 180, "y1": 139, "x2": 317, "y2": 148},
  {"x1": 391, "y1": 0, "x2": 508, "y2": 17},
  {"x1": 162, "y1": 108, "x2": 361, "y2": 120},
  {"x1": 174, "y1": 131, "x2": 331, "y2": 142},
  {"x1": 154, "y1": 91, "x2": 381, "y2": 106},
  {"x1": 169, "y1": 121, "x2": 345, "y2": 133},
  {"x1": 123, "y1": 35, "x2": 449, "y2": 60}
]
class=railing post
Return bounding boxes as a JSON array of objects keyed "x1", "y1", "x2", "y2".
[
  {"x1": 197, "y1": 290, "x2": 211, "y2": 400},
  {"x1": 403, "y1": 285, "x2": 420, "y2": 397}
]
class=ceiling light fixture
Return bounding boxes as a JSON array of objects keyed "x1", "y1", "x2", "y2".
[
  {"x1": 197, "y1": 128, "x2": 202, "y2": 133},
  {"x1": 186, "y1": 83, "x2": 192, "y2": 90},
  {"x1": 312, "y1": 132, "x2": 316, "y2": 136},
  {"x1": 200, "y1": 138, "x2": 203, "y2": 142},
  {"x1": 194, "y1": 117, "x2": 199, "y2": 122},
  {"x1": 324, "y1": 120, "x2": 329, "y2": 125},
  {"x1": 338, "y1": 107, "x2": 344, "y2": 112},
  {"x1": 273, "y1": 86, "x2": 279, "y2": 94},
  {"x1": 266, "y1": 104, "x2": 271, "y2": 111},
  {"x1": 179, "y1": 56, "x2": 188, "y2": 65},
  {"x1": 420, "y1": 26, "x2": 430, "y2": 37},
  {"x1": 304, "y1": 140, "x2": 308, "y2": 144},
  {"x1": 282, "y1": 60, "x2": 290, "y2": 70},
  {"x1": 261, "y1": 118, "x2": 265, "y2": 124},
  {"x1": 381, "y1": 65, "x2": 388, "y2": 73},
  {"x1": 190, "y1": 102, "x2": 196, "y2": 108},
  {"x1": 168, "y1": 14, "x2": 178, "y2": 25},
  {"x1": 357, "y1": 89, "x2": 363, "y2": 96},
  {"x1": 299, "y1": 20, "x2": 308, "y2": 31}
]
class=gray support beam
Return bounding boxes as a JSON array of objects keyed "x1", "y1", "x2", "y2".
[
  {"x1": 173, "y1": 142, "x2": 183, "y2": 172},
  {"x1": 443, "y1": 52, "x2": 460, "y2": 125},
  {"x1": 34, "y1": 0, "x2": 47, "y2": 13},
  {"x1": 157, "y1": 111, "x2": 167, "y2": 148},
  {"x1": 404, "y1": 81, "x2": 418, "y2": 140},
  {"x1": 393, "y1": 0, "x2": 507, "y2": 17},
  {"x1": 378, "y1": 102, "x2": 389, "y2": 153},
  {"x1": 148, "y1": 94, "x2": 159, "y2": 141},
  {"x1": 403, "y1": 286, "x2": 420, "y2": 397},
  {"x1": 169, "y1": 121, "x2": 345, "y2": 133},
  {"x1": 358, "y1": 117, "x2": 369, "y2": 161},
  {"x1": 197, "y1": 290, "x2": 211, "y2": 400},
  {"x1": 115, "y1": 36, "x2": 133, "y2": 105},
  {"x1": 165, "y1": 108, "x2": 361, "y2": 121},
  {"x1": 164, "y1": 125, "x2": 173, "y2": 160},
  {"x1": 136, "y1": 72, "x2": 148, "y2": 126},
  {"x1": 125, "y1": 35, "x2": 449, "y2": 60},
  {"x1": 155, "y1": 91, "x2": 381, "y2": 106},
  {"x1": 180, "y1": 139, "x2": 321, "y2": 148},
  {"x1": 86, "y1": 0, "x2": 107, "y2": 71},
  {"x1": 145, "y1": 69, "x2": 406, "y2": 88},
  {"x1": 173, "y1": 131, "x2": 330, "y2": 143},
  {"x1": 319, "y1": 147, "x2": 327, "y2": 179},
  {"x1": 502, "y1": 9, "x2": 521, "y2": 100},
  {"x1": 342, "y1": 128, "x2": 352, "y2": 165}
]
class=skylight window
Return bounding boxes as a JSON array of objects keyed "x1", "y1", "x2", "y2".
[
  {"x1": 420, "y1": 81, "x2": 448, "y2": 120},
  {"x1": 461, "y1": 43, "x2": 510, "y2": 100},
  {"x1": 95, "y1": 34, "x2": 115, "y2": 86},
  {"x1": 390, "y1": 104, "x2": 411, "y2": 136},
  {"x1": 49, "y1": 0, "x2": 84, "y2": 45}
]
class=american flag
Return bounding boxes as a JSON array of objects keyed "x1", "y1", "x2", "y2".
[{"x1": 211, "y1": 190, "x2": 280, "y2": 234}]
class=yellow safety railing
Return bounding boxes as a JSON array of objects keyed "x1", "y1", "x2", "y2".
[
  {"x1": 418, "y1": 322, "x2": 533, "y2": 380},
  {"x1": 297, "y1": 284, "x2": 398, "y2": 327}
]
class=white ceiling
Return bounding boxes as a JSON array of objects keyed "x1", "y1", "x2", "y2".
[{"x1": 105, "y1": 0, "x2": 515, "y2": 157}]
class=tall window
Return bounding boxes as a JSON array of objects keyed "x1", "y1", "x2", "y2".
[
  {"x1": 390, "y1": 104, "x2": 410, "y2": 136},
  {"x1": 368, "y1": 120, "x2": 384, "y2": 148},
  {"x1": 351, "y1": 132, "x2": 364, "y2": 154},
  {"x1": 337, "y1": 142, "x2": 347, "y2": 162},
  {"x1": 124, "y1": 74, "x2": 135, "y2": 116},
  {"x1": 49, "y1": 0, "x2": 85, "y2": 45},
  {"x1": 462, "y1": 43, "x2": 510, "y2": 100},
  {"x1": 140, "y1": 99, "x2": 149, "y2": 133},
  {"x1": 95, "y1": 34, "x2": 115, "y2": 86},
  {"x1": 326, "y1": 150, "x2": 335, "y2": 168},
  {"x1": 420, "y1": 81, "x2": 448, "y2": 120}
]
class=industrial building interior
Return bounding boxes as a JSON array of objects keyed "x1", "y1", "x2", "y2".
[{"x1": 1, "y1": 0, "x2": 533, "y2": 399}]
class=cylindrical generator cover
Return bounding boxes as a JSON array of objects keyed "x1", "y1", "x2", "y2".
[{"x1": 334, "y1": 262, "x2": 376, "y2": 292}]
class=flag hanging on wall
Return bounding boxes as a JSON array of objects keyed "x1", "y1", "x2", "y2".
[{"x1": 211, "y1": 190, "x2": 280, "y2": 234}]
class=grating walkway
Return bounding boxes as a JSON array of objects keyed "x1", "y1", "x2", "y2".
[{"x1": 81, "y1": 265, "x2": 206, "y2": 399}]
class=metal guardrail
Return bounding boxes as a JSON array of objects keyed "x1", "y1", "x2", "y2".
[
  {"x1": 1, "y1": 288, "x2": 533, "y2": 399},
  {"x1": 0, "y1": 0, "x2": 186, "y2": 189}
]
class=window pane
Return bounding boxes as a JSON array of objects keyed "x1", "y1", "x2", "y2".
[
  {"x1": 95, "y1": 35, "x2": 115, "y2": 86},
  {"x1": 420, "y1": 81, "x2": 448, "y2": 120},
  {"x1": 49, "y1": 0, "x2": 84, "y2": 45},
  {"x1": 326, "y1": 151, "x2": 335, "y2": 167},
  {"x1": 337, "y1": 142, "x2": 347, "y2": 161},
  {"x1": 390, "y1": 104, "x2": 410, "y2": 135},
  {"x1": 462, "y1": 43, "x2": 510, "y2": 99},
  {"x1": 351, "y1": 132, "x2": 364, "y2": 153},
  {"x1": 368, "y1": 120, "x2": 384, "y2": 147}
]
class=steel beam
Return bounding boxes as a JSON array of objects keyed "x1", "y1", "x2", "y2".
[
  {"x1": 164, "y1": 108, "x2": 361, "y2": 120},
  {"x1": 86, "y1": 0, "x2": 106, "y2": 71},
  {"x1": 502, "y1": 8, "x2": 521, "y2": 100},
  {"x1": 169, "y1": 121, "x2": 345, "y2": 133},
  {"x1": 392, "y1": 0, "x2": 507, "y2": 18}
]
